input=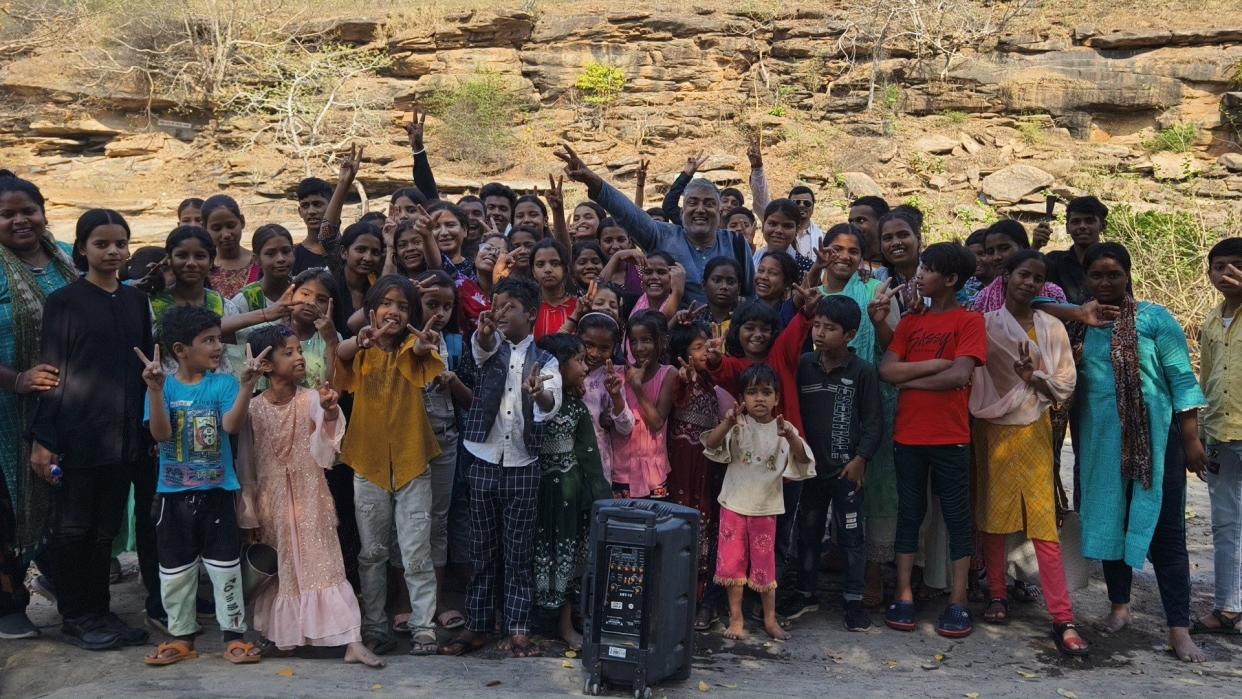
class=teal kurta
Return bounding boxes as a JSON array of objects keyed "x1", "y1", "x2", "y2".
[{"x1": 1077, "y1": 302, "x2": 1205, "y2": 568}]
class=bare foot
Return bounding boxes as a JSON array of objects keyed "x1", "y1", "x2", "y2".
[
  {"x1": 344, "y1": 641, "x2": 385, "y2": 668},
  {"x1": 1097, "y1": 604, "x2": 1131, "y2": 633},
  {"x1": 763, "y1": 618, "x2": 791, "y2": 641},
  {"x1": 723, "y1": 619, "x2": 746, "y2": 640},
  {"x1": 1169, "y1": 627, "x2": 1207, "y2": 663},
  {"x1": 504, "y1": 634, "x2": 542, "y2": 658},
  {"x1": 559, "y1": 623, "x2": 583, "y2": 652}
]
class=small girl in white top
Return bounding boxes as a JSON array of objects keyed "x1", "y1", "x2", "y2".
[{"x1": 702, "y1": 364, "x2": 815, "y2": 642}]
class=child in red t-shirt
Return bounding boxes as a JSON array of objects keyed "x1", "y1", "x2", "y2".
[{"x1": 877, "y1": 242, "x2": 987, "y2": 639}]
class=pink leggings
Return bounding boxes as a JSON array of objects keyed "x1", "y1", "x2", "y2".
[{"x1": 982, "y1": 532, "x2": 1073, "y2": 624}]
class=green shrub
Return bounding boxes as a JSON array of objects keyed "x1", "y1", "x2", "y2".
[
  {"x1": 941, "y1": 110, "x2": 968, "y2": 124},
  {"x1": 574, "y1": 63, "x2": 626, "y2": 106},
  {"x1": 426, "y1": 71, "x2": 520, "y2": 170},
  {"x1": 1106, "y1": 204, "x2": 1221, "y2": 341},
  {"x1": 1017, "y1": 120, "x2": 1044, "y2": 146},
  {"x1": 1143, "y1": 123, "x2": 1199, "y2": 153},
  {"x1": 1231, "y1": 58, "x2": 1242, "y2": 88}
]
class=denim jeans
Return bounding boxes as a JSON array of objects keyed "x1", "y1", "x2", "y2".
[
  {"x1": 1207, "y1": 440, "x2": 1242, "y2": 613},
  {"x1": 894, "y1": 444, "x2": 973, "y2": 561},
  {"x1": 796, "y1": 474, "x2": 865, "y2": 600},
  {"x1": 354, "y1": 474, "x2": 435, "y2": 639}
]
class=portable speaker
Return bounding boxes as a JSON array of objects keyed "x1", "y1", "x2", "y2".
[{"x1": 581, "y1": 499, "x2": 699, "y2": 699}]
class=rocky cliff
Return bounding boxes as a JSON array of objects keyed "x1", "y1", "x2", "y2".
[{"x1": 0, "y1": 4, "x2": 1239, "y2": 242}]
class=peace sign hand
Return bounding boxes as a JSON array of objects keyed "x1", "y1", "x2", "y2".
[
  {"x1": 546, "y1": 174, "x2": 565, "y2": 209},
  {"x1": 315, "y1": 298, "x2": 336, "y2": 340},
  {"x1": 1014, "y1": 341, "x2": 1036, "y2": 384},
  {"x1": 603, "y1": 359, "x2": 624, "y2": 399},
  {"x1": 725, "y1": 401, "x2": 746, "y2": 427},
  {"x1": 682, "y1": 151, "x2": 709, "y2": 176},
  {"x1": 898, "y1": 279, "x2": 924, "y2": 316},
  {"x1": 868, "y1": 283, "x2": 897, "y2": 325},
  {"x1": 793, "y1": 283, "x2": 824, "y2": 318},
  {"x1": 552, "y1": 144, "x2": 603, "y2": 190},
  {"x1": 339, "y1": 142, "x2": 363, "y2": 182},
  {"x1": 240, "y1": 344, "x2": 273, "y2": 387},
  {"x1": 357, "y1": 310, "x2": 384, "y2": 349},
  {"x1": 676, "y1": 356, "x2": 698, "y2": 386},
  {"x1": 776, "y1": 415, "x2": 797, "y2": 439},
  {"x1": 133, "y1": 255, "x2": 169, "y2": 294},
  {"x1": 524, "y1": 362, "x2": 554, "y2": 396},
  {"x1": 747, "y1": 137, "x2": 763, "y2": 169},
  {"x1": 410, "y1": 318, "x2": 442, "y2": 357},
  {"x1": 636, "y1": 159, "x2": 650, "y2": 185},
  {"x1": 133, "y1": 346, "x2": 166, "y2": 391},
  {"x1": 705, "y1": 322, "x2": 725, "y2": 365},
  {"x1": 406, "y1": 107, "x2": 428, "y2": 150}
]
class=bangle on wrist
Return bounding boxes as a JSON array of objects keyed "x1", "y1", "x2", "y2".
[{"x1": 411, "y1": 146, "x2": 426, "y2": 156}]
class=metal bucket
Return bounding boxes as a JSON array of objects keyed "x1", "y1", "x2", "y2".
[{"x1": 241, "y1": 543, "x2": 278, "y2": 600}]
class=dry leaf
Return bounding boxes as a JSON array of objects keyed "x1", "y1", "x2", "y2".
[
  {"x1": 1057, "y1": 690, "x2": 1078, "y2": 699},
  {"x1": 561, "y1": 660, "x2": 574, "y2": 668},
  {"x1": 884, "y1": 659, "x2": 898, "y2": 668},
  {"x1": 716, "y1": 684, "x2": 738, "y2": 689},
  {"x1": 485, "y1": 680, "x2": 501, "y2": 687},
  {"x1": 1017, "y1": 670, "x2": 1037, "y2": 679},
  {"x1": 564, "y1": 650, "x2": 578, "y2": 659},
  {"x1": 276, "y1": 668, "x2": 295, "y2": 678},
  {"x1": 934, "y1": 654, "x2": 946, "y2": 662},
  {"x1": 698, "y1": 680, "x2": 711, "y2": 692},
  {"x1": 964, "y1": 694, "x2": 980, "y2": 698},
  {"x1": 371, "y1": 685, "x2": 383, "y2": 691}
]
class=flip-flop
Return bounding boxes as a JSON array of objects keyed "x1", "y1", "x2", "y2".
[
  {"x1": 392, "y1": 613, "x2": 412, "y2": 634},
  {"x1": 223, "y1": 640, "x2": 262, "y2": 664},
  {"x1": 144, "y1": 640, "x2": 199, "y2": 666},
  {"x1": 437, "y1": 610, "x2": 466, "y2": 630},
  {"x1": 983, "y1": 598, "x2": 1010, "y2": 624},
  {"x1": 1052, "y1": 622, "x2": 1090, "y2": 657},
  {"x1": 1191, "y1": 610, "x2": 1242, "y2": 635}
]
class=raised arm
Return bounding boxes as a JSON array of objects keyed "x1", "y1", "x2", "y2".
[
  {"x1": 634, "y1": 159, "x2": 649, "y2": 209},
  {"x1": 546, "y1": 174, "x2": 570, "y2": 250},
  {"x1": 324, "y1": 144, "x2": 362, "y2": 240},
  {"x1": 407, "y1": 108, "x2": 439, "y2": 201},
  {"x1": 748, "y1": 138, "x2": 770, "y2": 214},
  {"x1": 555, "y1": 144, "x2": 668, "y2": 253}
]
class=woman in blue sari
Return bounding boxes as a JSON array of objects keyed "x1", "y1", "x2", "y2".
[{"x1": 1076, "y1": 242, "x2": 1209, "y2": 663}]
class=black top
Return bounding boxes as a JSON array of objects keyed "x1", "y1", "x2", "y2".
[
  {"x1": 796, "y1": 351, "x2": 883, "y2": 477},
  {"x1": 1045, "y1": 247, "x2": 1089, "y2": 306},
  {"x1": 293, "y1": 244, "x2": 327, "y2": 275},
  {"x1": 29, "y1": 278, "x2": 154, "y2": 468}
]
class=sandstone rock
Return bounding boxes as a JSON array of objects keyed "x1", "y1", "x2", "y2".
[
  {"x1": 959, "y1": 133, "x2": 982, "y2": 155},
  {"x1": 104, "y1": 132, "x2": 177, "y2": 158},
  {"x1": 66, "y1": 199, "x2": 157, "y2": 215},
  {"x1": 839, "y1": 172, "x2": 883, "y2": 198},
  {"x1": 980, "y1": 164, "x2": 1054, "y2": 203},
  {"x1": 1151, "y1": 152, "x2": 1206, "y2": 181},
  {"x1": 389, "y1": 52, "x2": 438, "y2": 78},
  {"x1": 321, "y1": 18, "x2": 382, "y2": 43},
  {"x1": 30, "y1": 117, "x2": 120, "y2": 138},
  {"x1": 1085, "y1": 27, "x2": 1242, "y2": 50},
  {"x1": 433, "y1": 10, "x2": 534, "y2": 49},
  {"x1": 915, "y1": 135, "x2": 958, "y2": 154},
  {"x1": 997, "y1": 33, "x2": 1071, "y2": 54},
  {"x1": 928, "y1": 175, "x2": 949, "y2": 190},
  {"x1": 1219, "y1": 153, "x2": 1242, "y2": 172},
  {"x1": 699, "y1": 154, "x2": 739, "y2": 172}
]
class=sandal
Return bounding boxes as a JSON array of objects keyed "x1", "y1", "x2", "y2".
[
  {"x1": 144, "y1": 640, "x2": 198, "y2": 666},
  {"x1": 258, "y1": 639, "x2": 294, "y2": 658},
  {"x1": 223, "y1": 640, "x2": 262, "y2": 664},
  {"x1": 392, "y1": 613, "x2": 412, "y2": 634},
  {"x1": 1191, "y1": 610, "x2": 1242, "y2": 635},
  {"x1": 936, "y1": 604, "x2": 973, "y2": 639},
  {"x1": 884, "y1": 600, "x2": 915, "y2": 632},
  {"x1": 694, "y1": 606, "x2": 719, "y2": 631},
  {"x1": 983, "y1": 597, "x2": 1010, "y2": 625},
  {"x1": 439, "y1": 632, "x2": 488, "y2": 656},
  {"x1": 436, "y1": 610, "x2": 466, "y2": 630},
  {"x1": 1052, "y1": 622, "x2": 1090, "y2": 657},
  {"x1": 410, "y1": 630, "x2": 439, "y2": 656}
]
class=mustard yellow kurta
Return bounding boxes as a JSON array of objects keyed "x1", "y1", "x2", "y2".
[
  {"x1": 973, "y1": 415, "x2": 1058, "y2": 542},
  {"x1": 336, "y1": 337, "x2": 444, "y2": 491}
]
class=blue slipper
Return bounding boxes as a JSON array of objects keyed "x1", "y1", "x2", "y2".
[
  {"x1": 885, "y1": 600, "x2": 915, "y2": 631},
  {"x1": 937, "y1": 603, "x2": 973, "y2": 638}
]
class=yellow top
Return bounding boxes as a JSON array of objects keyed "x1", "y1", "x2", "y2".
[
  {"x1": 336, "y1": 337, "x2": 444, "y2": 491},
  {"x1": 1200, "y1": 303, "x2": 1242, "y2": 443}
]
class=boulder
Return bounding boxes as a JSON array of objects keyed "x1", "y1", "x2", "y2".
[
  {"x1": 979, "y1": 164, "x2": 1055, "y2": 203},
  {"x1": 1219, "y1": 153, "x2": 1242, "y2": 172},
  {"x1": 839, "y1": 172, "x2": 884, "y2": 198},
  {"x1": 1151, "y1": 152, "x2": 1206, "y2": 181},
  {"x1": 914, "y1": 134, "x2": 958, "y2": 154},
  {"x1": 958, "y1": 132, "x2": 982, "y2": 155}
]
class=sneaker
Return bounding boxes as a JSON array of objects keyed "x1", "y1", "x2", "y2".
[
  {"x1": 62, "y1": 614, "x2": 123, "y2": 651},
  {"x1": 776, "y1": 593, "x2": 820, "y2": 620},
  {"x1": 28, "y1": 574, "x2": 56, "y2": 605},
  {"x1": 0, "y1": 612, "x2": 39, "y2": 639},
  {"x1": 103, "y1": 612, "x2": 150, "y2": 646},
  {"x1": 843, "y1": 600, "x2": 872, "y2": 632}
]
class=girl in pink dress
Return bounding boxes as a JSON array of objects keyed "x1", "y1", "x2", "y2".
[
  {"x1": 237, "y1": 324, "x2": 382, "y2": 667},
  {"x1": 610, "y1": 310, "x2": 677, "y2": 499}
]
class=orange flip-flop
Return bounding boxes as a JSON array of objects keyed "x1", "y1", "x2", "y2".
[
  {"x1": 223, "y1": 640, "x2": 262, "y2": 664},
  {"x1": 144, "y1": 640, "x2": 199, "y2": 666}
]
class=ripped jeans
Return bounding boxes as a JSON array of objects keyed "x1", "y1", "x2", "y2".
[{"x1": 354, "y1": 473, "x2": 434, "y2": 639}]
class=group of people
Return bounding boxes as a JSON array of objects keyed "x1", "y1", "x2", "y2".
[{"x1": 1, "y1": 116, "x2": 1240, "y2": 674}]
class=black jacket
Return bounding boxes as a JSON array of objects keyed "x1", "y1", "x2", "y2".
[{"x1": 796, "y1": 351, "x2": 883, "y2": 477}]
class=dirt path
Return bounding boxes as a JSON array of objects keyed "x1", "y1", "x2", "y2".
[{"x1": 3, "y1": 451, "x2": 1239, "y2": 698}]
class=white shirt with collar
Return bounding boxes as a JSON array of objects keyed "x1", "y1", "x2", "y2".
[
  {"x1": 463, "y1": 332, "x2": 562, "y2": 468},
  {"x1": 794, "y1": 222, "x2": 823, "y2": 259}
]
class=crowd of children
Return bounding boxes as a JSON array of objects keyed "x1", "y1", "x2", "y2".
[{"x1": 2, "y1": 118, "x2": 1241, "y2": 675}]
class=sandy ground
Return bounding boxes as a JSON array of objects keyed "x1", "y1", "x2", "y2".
[{"x1": 2, "y1": 448, "x2": 1241, "y2": 698}]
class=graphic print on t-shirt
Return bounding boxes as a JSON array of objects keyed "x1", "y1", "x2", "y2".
[
  {"x1": 903, "y1": 327, "x2": 954, "y2": 359},
  {"x1": 800, "y1": 378, "x2": 856, "y2": 463},
  {"x1": 163, "y1": 402, "x2": 226, "y2": 489}
]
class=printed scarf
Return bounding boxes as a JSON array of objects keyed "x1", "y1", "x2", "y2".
[{"x1": 1112, "y1": 295, "x2": 1153, "y2": 489}]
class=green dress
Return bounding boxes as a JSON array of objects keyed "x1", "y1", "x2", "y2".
[{"x1": 534, "y1": 398, "x2": 611, "y2": 609}]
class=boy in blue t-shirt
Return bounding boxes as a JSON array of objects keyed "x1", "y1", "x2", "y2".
[{"x1": 138, "y1": 306, "x2": 268, "y2": 666}]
